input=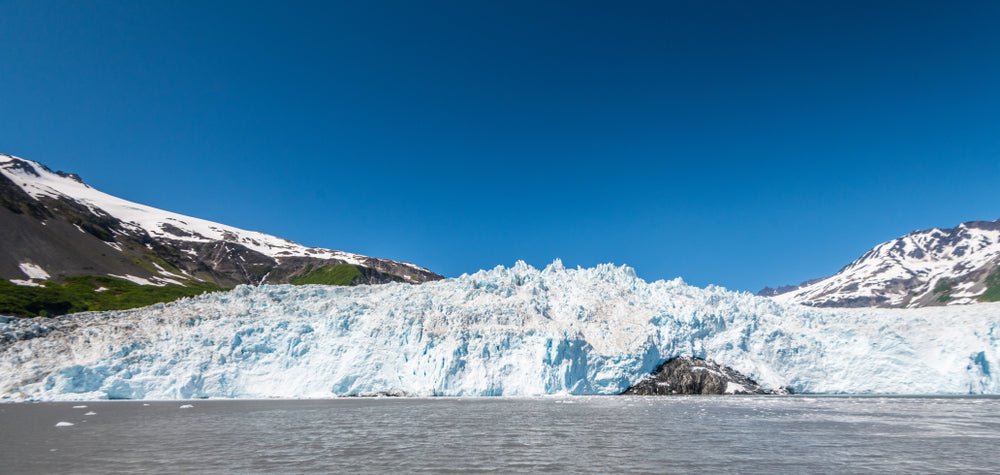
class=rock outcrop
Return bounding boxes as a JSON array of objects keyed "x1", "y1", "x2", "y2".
[{"x1": 621, "y1": 356, "x2": 791, "y2": 395}]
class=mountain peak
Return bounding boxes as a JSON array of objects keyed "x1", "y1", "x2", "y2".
[
  {"x1": 764, "y1": 218, "x2": 1000, "y2": 308},
  {"x1": 0, "y1": 155, "x2": 42, "y2": 177},
  {"x1": 1, "y1": 154, "x2": 80, "y2": 179},
  {"x1": 1, "y1": 153, "x2": 442, "y2": 315}
]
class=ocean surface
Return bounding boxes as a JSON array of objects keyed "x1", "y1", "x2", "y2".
[{"x1": 1, "y1": 396, "x2": 998, "y2": 473}]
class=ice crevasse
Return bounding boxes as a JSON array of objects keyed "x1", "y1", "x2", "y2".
[{"x1": 1, "y1": 260, "x2": 998, "y2": 400}]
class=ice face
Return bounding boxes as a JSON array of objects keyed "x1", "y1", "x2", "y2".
[{"x1": 2, "y1": 260, "x2": 999, "y2": 401}]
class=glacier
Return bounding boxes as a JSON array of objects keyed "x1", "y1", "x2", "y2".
[{"x1": 1, "y1": 260, "x2": 999, "y2": 401}]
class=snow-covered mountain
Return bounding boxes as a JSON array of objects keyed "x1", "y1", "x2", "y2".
[
  {"x1": 2, "y1": 261, "x2": 997, "y2": 400},
  {"x1": 761, "y1": 219, "x2": 1000, "y2": 308},
  {"x1": 0, "y1": 154, "x2": 441, "y2": 295}
]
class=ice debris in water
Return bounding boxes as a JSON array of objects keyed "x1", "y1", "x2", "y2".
[
  {"x1": 1, "y1": 260, "x2": 999, "y2": 400},
  {"x1": 72, "y1": 405, "x2": 87, "y2": 409},
  {"x1": 179, "y1": 404, "x2": 193, "y2": 409},
  {"x1": 54, "y1": 422, "x2": 74, "y2": 427},
  {"x1": 84, "y1": 411, "x2": 96, "y2": 416}
]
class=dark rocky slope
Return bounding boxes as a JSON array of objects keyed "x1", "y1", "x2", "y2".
[
  {"x1": 1, "y1": 154, "x2": 443, "y2": 317},
  {"x1": 0, "y1": 155, "x2": 441, "y2": 288}
]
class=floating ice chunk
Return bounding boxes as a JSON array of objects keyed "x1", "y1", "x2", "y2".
[
  {"x1": 84, "y1": 411, "x2": 96, "y2": 416},
  {"x1": 179, "y1": 404, "x2": 193, "y2": 409},
  {"x1": 72, "y1": 405, "x2": 87, "y2": 409},
  {"x1": 54, "y1": 422, "x2": 74, "y2": 427}
]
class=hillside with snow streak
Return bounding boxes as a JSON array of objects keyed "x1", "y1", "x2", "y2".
[{"x1": 2, "y1": 261, "x2": 999, "y2": 401}]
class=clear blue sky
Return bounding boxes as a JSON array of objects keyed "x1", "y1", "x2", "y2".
[{"x1": 2, "y1": 1, "x2": 999, "y2": 292}]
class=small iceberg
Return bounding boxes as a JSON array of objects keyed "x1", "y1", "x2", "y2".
[
  {"x1": 72, "y1": 405, "x2": 87, "y2": 409},
  {"x1": 54, "y1": 422, "x2": 74, "y2": 427},
  {"x1": 179, "y1": 404, "x2": 193, "y2": 409},
  {"x1": 84, "y1": 411, "x2": 96, "y2": 416}
]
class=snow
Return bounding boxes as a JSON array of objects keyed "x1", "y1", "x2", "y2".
[
  {"x1": 2, "y1": 261, "x2": 998, "y2": 401},
  {"x1": 9, "y1": 279, "x2": 44, "y2": 287},
  {"x1": 0, "y1": 155, "x2": 432, "y2": 273},
  {"x1": 152, "y1": 262, "x2": 192, "y2": 280},
  {"x1": 18, "y1": 263, "x2": 49, "y2": 280},
  {"x1": 724, "y1": 382, "x2": 748, "y2": 394},
  {"x1": 108, "y1": 274, "x2": 165, "y2": 287},
  {"x1": 151, "y1": 276, "x2": 186, "y2": 286}
]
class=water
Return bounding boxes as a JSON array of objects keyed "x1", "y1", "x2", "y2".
[{"x1": 1, "y1": 396, "x2": 998, "y2": 473}]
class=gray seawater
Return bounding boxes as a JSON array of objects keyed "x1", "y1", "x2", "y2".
[{"x1": 1, "y1": 396, "x2": 998, "y2": 474}]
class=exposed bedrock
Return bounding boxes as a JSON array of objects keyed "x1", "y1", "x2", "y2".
[{"x1": 621, "y1": 356, "x2": 792, "y2": 395}]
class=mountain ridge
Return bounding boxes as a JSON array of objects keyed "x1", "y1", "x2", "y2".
[
  {"x1": 0, "y1": 154, "x2": 442, "y2": 316},
  {"x1": 760, "y1": 218, "x2": 1000, "y2": 308}
]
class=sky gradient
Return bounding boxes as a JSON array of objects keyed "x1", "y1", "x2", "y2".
[{"x1": 2, "y1": 1, "x2": 999, "y2": 292}]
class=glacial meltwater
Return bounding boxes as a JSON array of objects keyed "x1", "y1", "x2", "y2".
[{"x1": 1, "y1": 396, "x2": 998, "y2": 473}]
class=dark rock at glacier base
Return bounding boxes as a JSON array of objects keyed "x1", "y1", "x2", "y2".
[{"x1": 621, "y1": 356, "x2": 791, "y2": 395}]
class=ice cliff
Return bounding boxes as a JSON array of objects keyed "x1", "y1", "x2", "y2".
[{"x1": 2, "y1": 260, "x2": 999, "y2": 400}]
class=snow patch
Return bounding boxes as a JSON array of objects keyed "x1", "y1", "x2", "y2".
[
  {"x1": 108, "y1": 274, "x2": 165, "y2": 287},
  {"x1": 150, "y1": 276, "x2": 185, "y2": 286},
  {"x1": 152, "y1": 263, "x2": 189, "y2": 281},
  {"x1": 18, "y1": 263, "x2": 49, "y2": 280},
  {"x1": 9, "y1": 279, "x2": 44, "y2": 287}
]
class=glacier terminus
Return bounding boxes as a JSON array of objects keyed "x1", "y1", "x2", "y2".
[{"x1": 1, "y1": 260, "x2": 998, "y2": 401}]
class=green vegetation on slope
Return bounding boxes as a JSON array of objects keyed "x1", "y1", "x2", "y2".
[
  {"x1": 0, "y1": 276, "x2": 226, "y2": 318},
  {"x1": 934, "y1": 279, "x2": 955, "y2": 304},
  {"x1": 980, "y1": 267, "x2": 1000, "y2": 302},
  {"x1": 289, "y1": 264, "x2": 363, "y2": 286}
]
